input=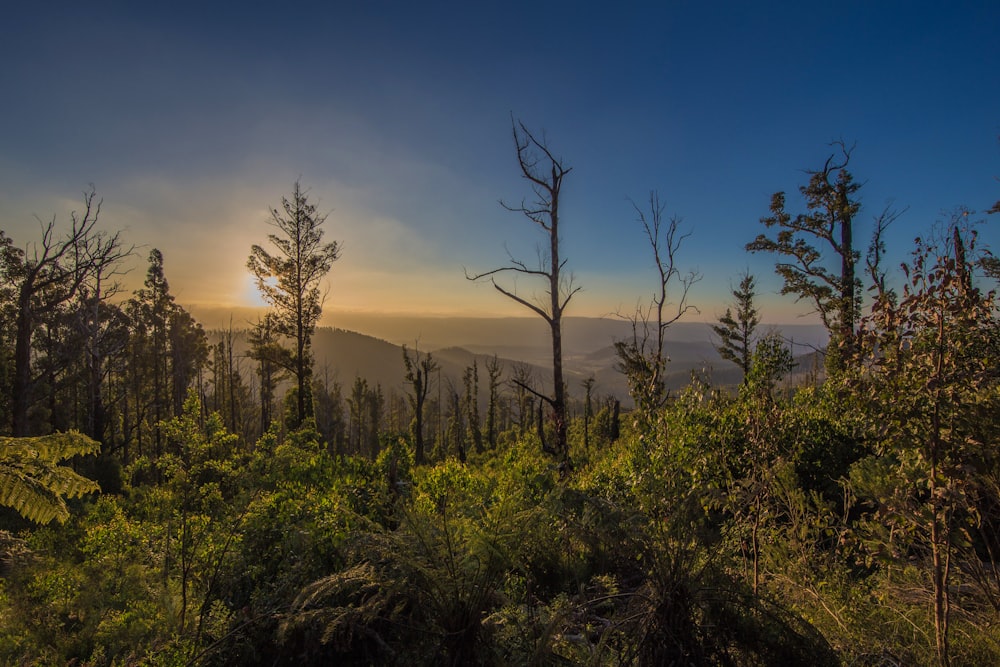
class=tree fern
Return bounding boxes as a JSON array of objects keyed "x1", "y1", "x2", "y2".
[{"x1": 0, "y1": 431, "x2": 100, "y2": 524}]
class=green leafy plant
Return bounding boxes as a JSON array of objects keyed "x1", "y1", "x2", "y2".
[{"x1": 0, "y1": 431, "x2": 100, "y2": 524}]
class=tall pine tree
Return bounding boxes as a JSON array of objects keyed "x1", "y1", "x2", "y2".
[
  {"x1": 712, "y1": 271, "x2": 760, "y2": 383},
  {"x1": 248, "y1": 182, "x2": 340, "y2": 428}
]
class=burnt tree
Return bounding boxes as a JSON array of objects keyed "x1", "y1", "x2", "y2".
[{"x1": 467, "y1": 120, "x2": 578, "y2": 461}]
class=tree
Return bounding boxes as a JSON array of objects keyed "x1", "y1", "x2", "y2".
[
  {"x1": 581, "y1": 376, "x2": 595, "y2": 450},
  {"x1": 509, "y1": 362, "x2": 535, "y2": 438},
  {"x1": 313, "y1": 366, "x2": 346, "y2": 454},
  {"x1": 484, "y1": 355, "x2": 503, "y2": 449},
  {"x1": 463, "y1": 361, "x2": 483, "y2": 454},
  {"x1": 744, "y1": 333, "x2": 795, "y2": 398},
  {"x1": 746, "y1": 142, "x2": 862, "y2": 371},
  {"x1": 122, "y1": 250, "x2": 206, "y2": 465},
  {"x1": 403, "y1": 345, "x2": 438, "y2": 465},
  {"x1": 248, "y1": 314, "x2": 282, "y2": 436},
  {"x1": 8, "y1": 190, "x2": 129, "y2": 436},
  {"x1": 712, "y1": 270, "x2": 760, "y2": 382},
  {"x1": 128, "y1": 250, "x2": 173, "y2": 458},
  {"x1": 443, "y1": 379, "x2": 465, "y2": 463},
  {"x1": 851, "y1": 218, "x2": 999, "y2": 666},
  {"x1": 0, "y1": 232, "x2": 21, "y2": 433},
  {"x1": 615, "y1": 191, "x2": 699, "y2": 416},
  {"x1": 248, "y1": 182, "x2": 340, "y2": 428},
  {"x1": 72, "y1": 225, "x2": 133, "y2": 446},
  {"x1": 467, "y1": 120, "x2": 577, "y2": 461},
  {"x1": 347, "y1": 376, "x2": 369, "y2": 456},
  {"x1": 169, "y1": 308, "x2": 208, "y2": 420}
]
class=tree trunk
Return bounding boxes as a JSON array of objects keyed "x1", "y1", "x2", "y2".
[
  {"x1": 11, "y1": 290, "x2": 33, "y2": 436},
  {"x1": 839, "y1": 196, "x2": 855, "y2": 353}
]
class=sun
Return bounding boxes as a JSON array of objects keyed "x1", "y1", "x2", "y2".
[{"x1": 241, "y1": 273, "x2": 276, "y2": 308}]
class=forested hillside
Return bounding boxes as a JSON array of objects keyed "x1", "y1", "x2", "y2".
[{"x1": 1, "y1": 132, "x2": 999, "y2": 667}]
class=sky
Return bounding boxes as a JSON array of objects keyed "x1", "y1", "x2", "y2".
[{"x1": 1, "y1": 1, "x2": 998, "y2": 327}]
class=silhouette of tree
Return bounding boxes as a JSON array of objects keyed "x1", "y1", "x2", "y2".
[
  {"x1": 248, "y1": 182, "x2": 340, "y2": 428},
  {"x1": 747, "y1": 142, "x2": 862, "y2": 371},
  {"x1": 712, "y1": 270, "x2": 760, "y2": 383},
  {"x1": 403, "y1": 344, "x2": 438, "y2": 465},
  {"x1": 615, "y1": 191, "x2": 699, "y2": 415},
  {"x1": 467, "y1": 120, "x2": 577, "y2": 462},
  {"x1": 8, "y1": 190, "x2": 129, "y2": 436}
]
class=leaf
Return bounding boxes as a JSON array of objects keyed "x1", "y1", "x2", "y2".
[{"x1": 0, "y1": 431, "x2": 100, "y2": 524}]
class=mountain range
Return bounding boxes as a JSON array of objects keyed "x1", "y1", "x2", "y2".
[{"x1": 206, "y1": 313, "x2": 828, "y2": 406}]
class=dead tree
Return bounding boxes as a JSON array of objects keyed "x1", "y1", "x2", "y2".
[
  {"x1": 10, "y1": 190, "x2": 129, "y2": 436},
  {"x1": 467, "y1": 119, "x2": 578, "y2": 461},
  {"x1": 402, "y1": 344, "x2": 438, "y2": 464},
  {"x1": 615, "y1": 191, "x2": 699, "y2": 416}
]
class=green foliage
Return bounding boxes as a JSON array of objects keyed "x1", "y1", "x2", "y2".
[
  {"x1": 712, "y1": 270, "x2": 761, "y2": 381},
  {"x1": 0, "y1": 431, "x2": 100, "y2": 524},
  {"x1": 845, "y1": 222, "x2": 1000, "y2": 665},
  {"x1": 5, "y1": 202, "x2": 1000, "y2": 666},
  {"x1": 747, "y1": 144, "x2": 863, "y2": 371}
]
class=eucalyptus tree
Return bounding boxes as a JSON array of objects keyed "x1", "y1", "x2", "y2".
[
  {"x1": 615, "y1": 191, "x2": 699, "y2": 416},
  {"x1": 248, "y1": 182, "x2": 340, "y2": 428},
  {"x1": 7, "y1": 190, "x2": 129, "y2": 436},
  {"x1": 746, "y1": 142, "x2": 862, "y2": 371},
  {"x1": 852, "y1": 220, "x2": 1000, "y2": 666},
  {"x1": 484, "y1": 355, "x2": 502, "y2": 449},
  {"x1": 467, "y1": 120, "x2": 577, "y2": 461},
  {"x1": 402, "y1": 344, "x2": 438, "y2": 464},
  {"x1": 126, "y1": 250, "x2": 206, "y2": 460},
  {"x1": 75, "y1": 227, "x2": 133, "y2": 445}
]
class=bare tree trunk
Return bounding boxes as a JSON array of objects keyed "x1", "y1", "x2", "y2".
[{"x1": 466, "y1": 119, "x2": 578, "y2": 464}]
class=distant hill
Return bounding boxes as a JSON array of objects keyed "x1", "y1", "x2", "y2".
[{"x1": 208, "y1": 316, "x2": 828, "y2": 406}]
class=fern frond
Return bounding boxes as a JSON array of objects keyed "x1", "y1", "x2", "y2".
[
  {"x1": 31, "y1": 465, "x2": 101, "y2": 499},
  {"x1": 0, "y1": 431, "x2": 100, "y2": 464},
  {"x1": 0, "y1": 468, "x2": 69, "y2": 524},
  {"x1": 0, "y1": 431, "x2": 100, "y2": 524}
]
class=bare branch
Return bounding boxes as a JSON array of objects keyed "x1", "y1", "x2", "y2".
[
  {"x1": 512, "y1": 378, "x2": 555, "y2": 408},
  {"x1": 492, "y1": 279, "x2": 552, "y2": 323},
  {"x1": 617, "y1": 190, "x2": 699, "y2": 413},
  {"x1": 866, "y1": 204, "x2": 905, "y2": 302}
]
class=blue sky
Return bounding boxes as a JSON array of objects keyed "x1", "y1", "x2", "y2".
[{"x1": 1, "y1": 1, "x2": 997, "y2": 324}]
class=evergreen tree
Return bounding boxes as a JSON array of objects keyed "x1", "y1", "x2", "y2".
[
  {"x1": 712, "y1": 271, "x2": 760, "y2": 382},
  {"x1": 127, "y1": 250, "x2": 174, "y2": 458},
  {"x1": 125, "y1": 250, "x2": 206, "y2": 462},
  {"x1": 248, "y1": 182, "x2": 340, "y2": 428}
]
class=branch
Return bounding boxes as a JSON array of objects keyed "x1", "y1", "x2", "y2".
[
  {"x1": 866, "y1": 204, "x2": 904, "y2": 300},
  {"x1": 512, "y1": 378, "x2": 555, "y2": 408},
  {"x1": 492, "y1": 280, "x2": 552, "y2": 323}
]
